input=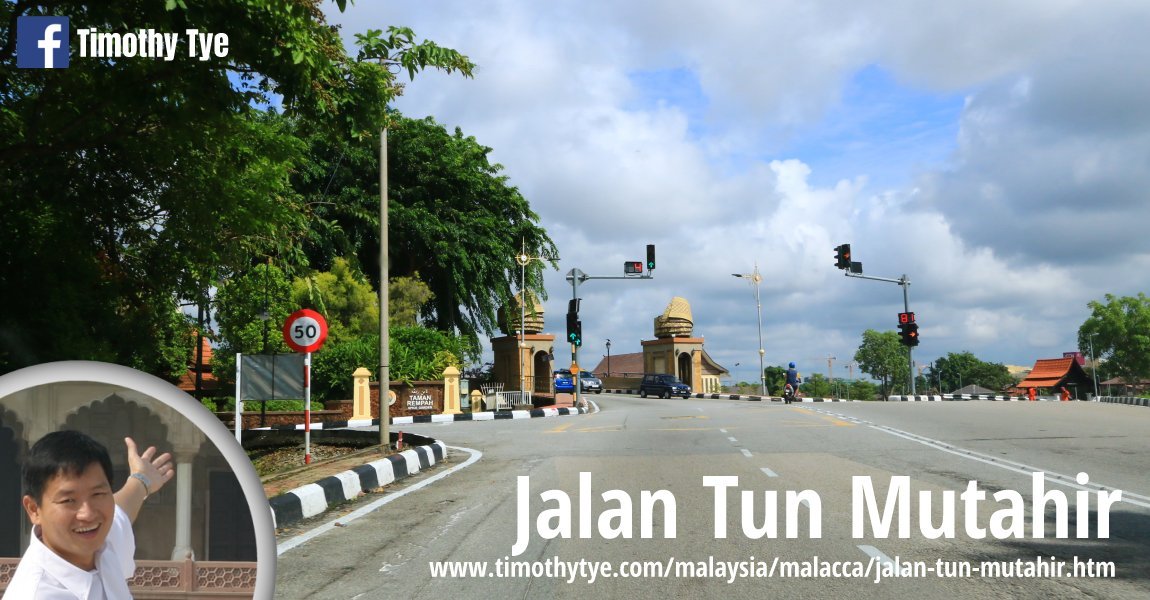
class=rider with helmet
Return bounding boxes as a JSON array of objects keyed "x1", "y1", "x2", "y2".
[{"x1": 784, "y1": 362, "x2": 802, "y2": 403}]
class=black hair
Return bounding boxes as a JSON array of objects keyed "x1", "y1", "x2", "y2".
[{"x1": 22, "y1": 430, "x2": 114, "y2": 503}]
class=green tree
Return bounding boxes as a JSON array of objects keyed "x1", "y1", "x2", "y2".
[
  {"x1": 854, "y1": 329, "x2": 910, "y2": 398},
  {"x1": 927, "y1": 351, "x2": 1014, "y2": 393},
  {"x1": 847, "y1": 379, "x2": 880, "y2": 401},
  {"x1": 1078, "y1": 293, "x2": 1150, "y2": 385},
  {"x1": 0, "y1": 2, "x2": 474, "y2": 375},
  {"x1": 764, "y1": 365, "x2": 787, "y2": 395},
  {"x1": 293, "y1": 114, "x2": 558, "y2": 348},
  {"x1": 290, "y1": 257, "x2": 379, "y2": 344},
  {"x1": 310, "y1": 328, "x2": 464, "y2": 400},
  {"x1": 800, "y1": 373, "x2": 832, "y2": 398},
  {"x1": 390, "y1": 273, "x2": 435, "y2": 327}
]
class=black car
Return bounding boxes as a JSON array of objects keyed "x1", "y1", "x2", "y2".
[{"x1": 639, "y1": 374, "x2": 691, "y2": 399}]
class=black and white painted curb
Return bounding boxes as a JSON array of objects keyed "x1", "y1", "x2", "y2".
[
  {"x1": 268, "y1": 441, "x2": 447, "y2": 529},
  {"x1": 253, "y1": 406, "x2": 588, "y2": 431},
  {"x1": 888, "y1": 395, "x2": 1149, "y2": 405},
  {"x1": 601, "y1": 389, "x2": 857, "y2": 402},
  {"x1": 887, "y1": 394, "x2": 1030, "y2": 401},
  {"x1": 1097, "y1": 396, "x2": 1150, "y2": 407}
]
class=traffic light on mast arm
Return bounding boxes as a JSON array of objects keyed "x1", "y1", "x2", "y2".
[
  {"x1": 647, "y1": 244, "x2": 656, "y2": 270},
  {"x1": 834, "y1": 244, "x2": 851, "y2": 270},
  {"x1": 898, "y1": 319, "x2": 920, "y2": 347},
  {"x1": 566, "y1": 311, "x2": 583, "y2": 347}
]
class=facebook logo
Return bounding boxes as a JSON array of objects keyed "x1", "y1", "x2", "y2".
[{"x1": 17, "y1": 16, "x2": 70, "y2": 69}]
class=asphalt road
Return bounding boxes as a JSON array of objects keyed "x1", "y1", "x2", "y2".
[{"x1": 275, "y1": 395, "x2": 1150, "y2": 599}]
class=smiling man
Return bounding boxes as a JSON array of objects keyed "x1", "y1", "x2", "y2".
[{"x1": 8, "y1": 431, "x2": 175, "y2": 599}]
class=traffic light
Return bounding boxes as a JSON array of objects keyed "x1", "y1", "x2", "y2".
[
  {"x1": 898, "y1": 313, "x2": 920, "y2": 346},
  {"x1": 566, "y1": 313, "x2": 583, "y2": 347},
  {"x1": 624, "y1": 261, "x2": 643, "y2": 274},
  {"x1": 834, "y1": 244, "x2": 851, "y2": 270},
  {"x1": 646, "y1": 244, "x2": 656, "y2": 270},
  {"x1": 566, "y1": 305, "x2": 582, "y2": 347}
]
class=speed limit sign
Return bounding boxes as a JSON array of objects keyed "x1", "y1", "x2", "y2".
[{"x1": 282, "y1": 309, "x2": 328, "y2": 353}]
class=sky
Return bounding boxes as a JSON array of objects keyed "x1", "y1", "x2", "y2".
[{"x1": 323, "y1": 0, "x2": 1150, "y2": 381}]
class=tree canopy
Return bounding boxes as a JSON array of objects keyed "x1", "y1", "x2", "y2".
[
  {"x1": 853, "y1": 329, "x2": 910, "y2": 398},
  {"x1": 294, "y1": 113, "x2": 559, "y2": 347},
  {"x1": 926, "y1": 351, "x2": 1015, "y2": 393},
  {"x1": 0, "y1": 2, "x2": 475, "y2": 376},
  {"x1": 1078, "y1": 293, "x2": 1150, "y2": 384}
]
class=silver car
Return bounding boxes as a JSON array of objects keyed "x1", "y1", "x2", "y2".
[{"x1": 578, "y1": 371, "x2": 603, "y2": 394}]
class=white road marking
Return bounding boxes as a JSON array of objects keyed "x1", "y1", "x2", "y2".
[
  {"x1": 760, "y1": 467, "x2": 778, "y2": 478},
  {"x1": 871, "y1": 425, "x2": 1150, "y2": 510},
  {"x1": 727, "y1": 436, "x2": 738, "y2": 443},
  {"x1": 740, "y1": 449, "x2": 753, "y2": 458},
  {"x1": 858, "y1": 545, "x2": 894, "y2": 567}
]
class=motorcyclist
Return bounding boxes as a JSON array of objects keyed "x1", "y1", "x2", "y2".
[{"x1": 784, "y1": 362, "x2": 802, "y2": 403}]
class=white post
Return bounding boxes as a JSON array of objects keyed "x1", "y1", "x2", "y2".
[{"x1": 234, "y1": 353, "x2": 243, "y2": 443}]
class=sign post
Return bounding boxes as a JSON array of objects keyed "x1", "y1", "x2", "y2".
[{"x1": 283, "y1": 309, "x2": 328, "y2": 464}]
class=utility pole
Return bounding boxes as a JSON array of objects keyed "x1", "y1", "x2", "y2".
[
  {"x1": 846, "y1": 272, "x2": 916, "y2": 395},
  {"x1": 379, "y1": 128, "x2": 390, "y2": 448},
  {"x1": 565, "y1": 245, "x2": 656, "y2": 406}
]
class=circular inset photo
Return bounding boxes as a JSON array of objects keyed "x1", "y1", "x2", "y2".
[{"x1": 0, "y1": 362, "x2": 274, "y2": 599}]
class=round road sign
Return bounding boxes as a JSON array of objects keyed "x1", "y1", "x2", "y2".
[{"x1": 282, "y1": 309, "x2": 328, "y2": 353}]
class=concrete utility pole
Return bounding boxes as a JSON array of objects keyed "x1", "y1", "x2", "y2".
[{"x1": 379, "y1": 128, "x2": 390, "y2": 448}]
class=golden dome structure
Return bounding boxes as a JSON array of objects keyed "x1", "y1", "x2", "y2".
[
  {"x1": 498, "y1": 290, "x2": 544, "y2": 335},
  {"x1": 653, "y1": 296, "x2": 694, "y2": 338}
]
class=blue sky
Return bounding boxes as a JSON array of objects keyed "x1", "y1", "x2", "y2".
[{"x1": 322, "y1": 1, "x2": 1150, "y2": 383}]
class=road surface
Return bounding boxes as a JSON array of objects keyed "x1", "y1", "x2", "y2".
[{"x1": 275, "y1": 395, "x2": 1150, "y2": 599}]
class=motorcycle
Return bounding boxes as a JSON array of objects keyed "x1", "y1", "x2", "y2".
[{"x1": 783, "y1": 383, "x2": 797, "y2": 404}]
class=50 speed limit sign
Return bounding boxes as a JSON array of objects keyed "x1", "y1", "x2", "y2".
[{"x1": 282, "y1": 309, "x2": 328, "y2": 353}]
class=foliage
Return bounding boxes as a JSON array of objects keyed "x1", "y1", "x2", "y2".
[
  {"x1": 309, "y1": 327, "x2": 465, "y2": 400},
  {"x1": 846, "y1": 379, "x2": 880, "y2": 400},
  {"x1": 290, "y1": 257, "x2": 379, "y2": 344},
  {"x1": 925, "y1": 351, "x2": 1015, "y2": 393},
  {"x1": 853, "y1": 329, "x2": 910, "y2": 398},
  {"x1": 1078, "y1": 293, "x2": 1150, "y2": 385},
  {"x1": 763, "y1": 365, "x2": 787, "y2": 395},
  {"x1": 0, "y1": 1, "x2": 474, "y2": 376},
  {"x1": 390, "y1": 274, "x2": 435, "y2": 327},
  {"x1": 293, "y1": 114, "x2": 559, "y2": 349},
  {"x1": 800, "y1": 373, "x2": 832, "y2": 398}
]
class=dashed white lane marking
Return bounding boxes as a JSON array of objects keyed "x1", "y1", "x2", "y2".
[
  {"x1": 719, "y1": 428, "x2": 728, "y2": 433},
  {"x1": 760, "y1": 467, "x2": 778, "y2": 478},
  {"x1": 858, "y1": 545, "x2": 895, "y2": 567},
  {"x1": 740, "y1": 449, "x2": 753, "y2": 458},
  {"x1": 727, "y1": 436, "x2": 738, "y2": 443}
]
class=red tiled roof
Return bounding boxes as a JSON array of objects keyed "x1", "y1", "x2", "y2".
[
  {"x1": 589, "y1": 352, "x2": 644, "y2": 377},
  {"x1": 177, "y1": 334, "x2": 218, "y2": 393},
  {"x1": 1016, "y1": 358, "x2": 1088, "y2": 389}
]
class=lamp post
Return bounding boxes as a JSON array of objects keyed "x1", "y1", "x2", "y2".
[
  {"x1": 732, "y1": 264, "x2": 766, "y2": 396},
  {"x1": 515, "y1": 241, "x2": 549, "y2": 395},
  {"x1": 1088, "y1": 333, "x2": 1100, "y2": 400},
  {"x1": 605, "y1": 339, "x2": 611, "y2": 377}
]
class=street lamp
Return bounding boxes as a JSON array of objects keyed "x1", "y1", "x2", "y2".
[
  {"x1": 1088, "y1": 333, "x2": 1100, "y2": 400},
  {"x1": 605, "y1": 339, "x2": 612, "y2": 377},
  {"x1": 515, "y1": 241, "x2": 549, "y2": 395},
  {"x1": 732, "y1": 264, "x2": 766, "y2": 396}
]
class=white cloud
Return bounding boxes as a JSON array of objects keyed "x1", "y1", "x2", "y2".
[{"x1": 324, "y1": 0, "x2": 1150, "y2": 379}]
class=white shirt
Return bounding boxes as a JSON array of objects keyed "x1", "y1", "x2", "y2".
[{"x1": 6, "y1": 504, "x2": 136, "y2": 599}]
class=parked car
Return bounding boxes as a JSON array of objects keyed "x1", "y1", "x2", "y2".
[
  {"x1": 639, "y1": 373, "x2": 691, "y2": 399},
  {"x1": 553, "y1": 369, "x2": 575, "y2": 393},
  {"x1": 578, "y1": 370, "x2": 603, "y2": 394}
]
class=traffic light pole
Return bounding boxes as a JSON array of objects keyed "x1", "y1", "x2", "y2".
[
  {"x1": 845, "y1": 271, "x2": 915, "y2": 395},
  {"x1": 566, "y1": 267, "x2": 654, "y2": 408}
]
